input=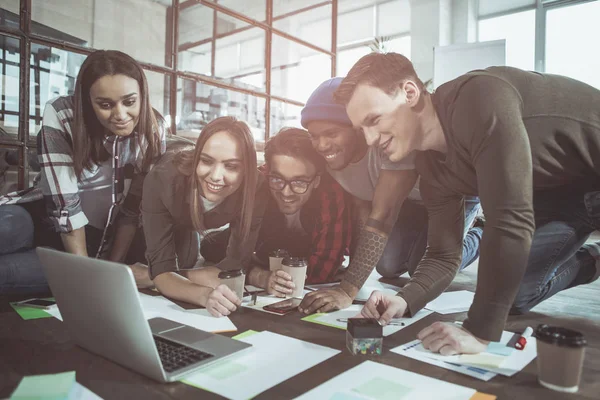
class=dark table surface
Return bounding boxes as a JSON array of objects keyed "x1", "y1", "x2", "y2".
[{"x1": 1, "y1": 289, "x2": 599, "y2": 400}]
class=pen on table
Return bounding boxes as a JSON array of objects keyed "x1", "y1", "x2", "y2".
[
  {"x1": 336, "y1": 318, "x2": 405, "y2": 327},
  {"x1": 515, "y1": 326, "x2": 533, "y2": 350}
]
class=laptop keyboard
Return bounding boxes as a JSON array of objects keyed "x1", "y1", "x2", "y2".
[{"x1": 153, "y1": 335, "x2": 214, "y2": 373}]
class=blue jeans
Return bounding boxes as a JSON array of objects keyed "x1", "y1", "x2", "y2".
[
  {"x1": 376, "y1": 198, "x2": 482, "y2": 278},
  {"x1": 510, "y1": 189, "x2": 600, "y2": 314},
  {"x1": 0, "y1": 205, "x2": 49, "y2": 294}
]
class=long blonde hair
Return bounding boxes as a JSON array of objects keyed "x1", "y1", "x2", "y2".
[{"x1": 174, "y1": 117, "x2": 257, "y2": 241}]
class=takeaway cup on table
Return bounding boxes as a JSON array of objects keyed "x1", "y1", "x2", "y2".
[
  {"x1": 269, "y1": 249, "x2": 289, "y2": 272},
  {"x1": 535, "y1": 324, "x2": 587, "y2": 393},
  {"x1": 281, "y1": 257, "x2": 307, "y2": 298},
  {"x1": 218, "y1": 269, "x2": 245, "y2": 303}
]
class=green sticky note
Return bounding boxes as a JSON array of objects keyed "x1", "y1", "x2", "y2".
[
  {"x1": 10, "y1": 371, "x2": 76, "y2": 399},
  {"x1": 9, "y1": 298, "x2": 55, "y2": 320},
  {"x1": 352, "y1": 377, "x2": 413, "y2": 400},
  {"x1": 232, "y1": 330, "x2": 259, "y2": 340},
  {"x1": 301, "y1": 313, "x2": 345, "y2": 330}
]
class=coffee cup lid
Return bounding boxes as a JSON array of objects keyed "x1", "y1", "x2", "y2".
[
  {"x1": 270, "y1": 249, "x2": 289, "y2": 257},
  {"x1": 218, "y1": 269, "x2": 243, "y2": 279},
  {"x1": 282, "y1": 256, "x2": 306, "y2": 267},
  {"x1": 534, "y1": 324, "x2": 587, "y2": 348}
]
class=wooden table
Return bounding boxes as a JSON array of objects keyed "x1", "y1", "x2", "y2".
[{"x1": 1, "y1": 288, "x2": 598, "y2": 400}]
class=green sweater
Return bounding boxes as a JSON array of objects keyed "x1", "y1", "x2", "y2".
[{"x1": 397, "y1": 67, "x2": 600, "y2": 341}]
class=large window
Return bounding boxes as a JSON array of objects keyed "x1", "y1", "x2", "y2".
[
  {"x1": 0, "y1": 1, "x2": 336, "y2": 191},
  {"x1": 546, "y1": 0, "x2": 600, "y2": 89},
  {"x1": 478, "y1": 10, "x2": 536, "y2": 71}
]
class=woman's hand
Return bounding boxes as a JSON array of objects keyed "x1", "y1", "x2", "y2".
[{"x1": 205, "y1": 284, "x2": 241, "y2": 317}]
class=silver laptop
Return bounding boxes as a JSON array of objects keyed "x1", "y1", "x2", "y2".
[{"x1": 37, "y1": 247, "x2": 251, "y2": 383}]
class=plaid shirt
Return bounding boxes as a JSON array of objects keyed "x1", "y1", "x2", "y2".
[
  {"x1": 257, "y1": 168, "x2": 352, "y2": 284},
  {"x1": 0, "y1": 95, "x2": 167, "y2": 257}
]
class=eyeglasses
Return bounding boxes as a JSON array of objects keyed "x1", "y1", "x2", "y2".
[{"x1": 267, "y1": 174, "x2": 317, "y2": 194}]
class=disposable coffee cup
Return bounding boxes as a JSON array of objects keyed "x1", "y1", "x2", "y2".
[
  {"x1": 281, "y1": 257, "x2": 307, "y2": 298},
  {"x1": 269, "y1": 249, "x2": 289, "y2": 272},
  {"x1": 218, "y1": 269, "x2": 245, "y2": 302},
  {"x1": 535, "y1": 324, "x2": 587, "y2": 393}
]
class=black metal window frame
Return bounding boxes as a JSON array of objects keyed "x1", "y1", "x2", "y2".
[{"x1": 0, "y1": 0, "x2": 339, "y2": 190}]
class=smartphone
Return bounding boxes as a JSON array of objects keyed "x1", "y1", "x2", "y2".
[
  {"x1": 263, "y1": 298, "x2": 302, "y2": 315},
  {"x1": 17, "y1": 298, "x2": 56, "y2": 310}
]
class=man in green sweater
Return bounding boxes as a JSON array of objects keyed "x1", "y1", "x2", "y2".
[{"x1": 335, "y1": 52, "x2": 600, "y2": 355}]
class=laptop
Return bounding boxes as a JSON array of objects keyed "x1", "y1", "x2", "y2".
[{"x1": 37, "y1": 247, "x2": 251, "y2": 383}]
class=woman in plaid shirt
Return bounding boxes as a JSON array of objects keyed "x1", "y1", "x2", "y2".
[{"x1": 0, "y1": 50, "x2": 167, "y2": 294}]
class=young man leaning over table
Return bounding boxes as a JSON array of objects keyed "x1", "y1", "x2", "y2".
[{"x1": 338, "y1": 52, "x2": 600, "y2": 355}]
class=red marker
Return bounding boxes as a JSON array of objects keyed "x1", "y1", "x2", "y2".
[{"x1": 515, "y1": 326, "x2": 534, "y2": 350}]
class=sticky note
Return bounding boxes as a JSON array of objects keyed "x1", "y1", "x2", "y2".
[
  {"x1": 10, "y1": 298, "x2": 55, "y2": 320},
  {"x1": 10, "y1": 371, "x2": 76, "y2": 399},
  {"x1": 459, "y1": 353, "x2": 506, "y2": 369},
  {"x1": 486, "y1": 342, "x2": 514, "y2": 356}
]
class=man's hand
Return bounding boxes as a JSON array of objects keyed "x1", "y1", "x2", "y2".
[
  {"x1": 418, "y1": 322, "x2": 490, "y2": 355},
  {"x1": 265, "y1": 270, "x2": 295, "y2": 297},
  {"x1": 298, "y1": 286, "x2": 352, "y2": 314},
  {"x1": 361, "y1": 291, "x2": 407, "y2": 324},
  {"x1": 205, "y1": 284, "x2": 241, "y2": 318},
  {"x1": 129, "y1": 262, "x2": 154, "y2": 289}
]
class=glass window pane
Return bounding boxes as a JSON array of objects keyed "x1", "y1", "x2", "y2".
[
  {"x1": 29, "y1": 43, "x2": 86, "y2": 137},
  {"x1": 271, "y1": 34, "x2": 331, "y2": 102},
  {"x1": 205, "y1": 0, "x2": 265, "y2": 22},
  {"x1": 337, "y1": 6, "x2": 374, "y2": 46},
  {"x1": 270, "y1": 100, "x2": 302, "y2": 138},
  {"x1": 215, "y1": 14, "x2": 266, "y2": 92},
  {"x1": 178, "y1": 3, "x2": 213, "y2": 76},
  {"x1": 0, "y1": 3, "x2": 19, "y2": 29},
  {"x1": 546, "y1": 1, "x2": 600, "y2": 90},
  {"x1": 273, "y1": 0, "x2": 325, "y2": 17},
  {"x1": 377, "y1": 0, "x2": 410, "y2": 37},
  {"x1": 144, "y1": 69, "x2": 170, "y2": 125},
  {"x1": 0, "y1": 35, "x2": 20, "y2": 140},
  {"x1": 337, "y1": 46, "x2": 370, "y2": 77},
  {"x1": 273, "y1": 4, "x2": 332, "y2": 51},
  {"x1": 478, "y1": 10, "x2": 535, "y2": 71},
  {"x1": 1, "y1": 147, "x2": 18, "y2": 195},
  {"x1": 31, "y1": 0, "x2": 171, "y2": 66},
  {"x1": 176, "y1": 78, "x2": 266, "y2": 146}
]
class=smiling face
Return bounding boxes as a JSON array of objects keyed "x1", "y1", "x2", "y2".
[
  {"x1": 268, "y1": 154, "x2": 320, "y2": 215},
  {"x1": 89, "y1": 74, "x2": 141, "y2": 137},
  {"x1": 346, "y1": 82, "x2": 420, "y2": 162},
  {"x1": 195, "y1": 130, "x2": 244, "y2": 203},
  {"x1": 305, "y1": 120, "x2": 365, "y2": 170}
]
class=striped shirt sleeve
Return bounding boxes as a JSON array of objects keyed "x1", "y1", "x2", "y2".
[{"x1": 37, "y1": 99, "x2": 88, "y2": 233}]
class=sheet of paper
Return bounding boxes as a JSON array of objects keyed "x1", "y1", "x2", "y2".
[
  {"x1": 424, "y1": 291, "x2": 474, "y2": 315},
  {"x1": 391, "y1": 340, "x2": 497, "y2": 381},
  {"x1": 295, "y1": 360, "x2": 476, "y2": 400},
  {"x1": 139, "y1": 293, "x2": 237, "y2": 333},
  {"x1": 10, "y1": 371, "x2": 76, "y2": 399},
  {"x1": 69, "y1": 382, "x2": 103, "y2": 400},
  {"x1": 46, "y1": 293, "x2": 235, "y2": 333},
  {"x1": 183, "y1": 331, "x2": 340, "y2": 400},
  {"x1": 393, "y1": 330, "x2": 537, "y2": 378},
  {"x1": 302, "y1": 304, "x2": 433, "y2": 337}
]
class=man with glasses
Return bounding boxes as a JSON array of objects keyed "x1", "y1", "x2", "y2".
[{"x1": 201, "y1": 127, "x2": 352, "y2": 285}]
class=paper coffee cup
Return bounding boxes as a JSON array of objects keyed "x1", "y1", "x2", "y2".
[
  {"x1": 269, "y1": 249, "x2": 289, "y2": 272},
  {"x1": 281, "y1": 257, "x2": 307, "y2": 298},
  {"x1": 218, "y1": 269, "x2": 245, "y2": 302},
  {"x1": 535, "y1": 324, "x2": 587, "y2": 393}
]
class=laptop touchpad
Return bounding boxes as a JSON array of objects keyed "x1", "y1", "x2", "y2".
[{"x1": 161, "y1": 326, "x2": 214, "y2": 345}]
